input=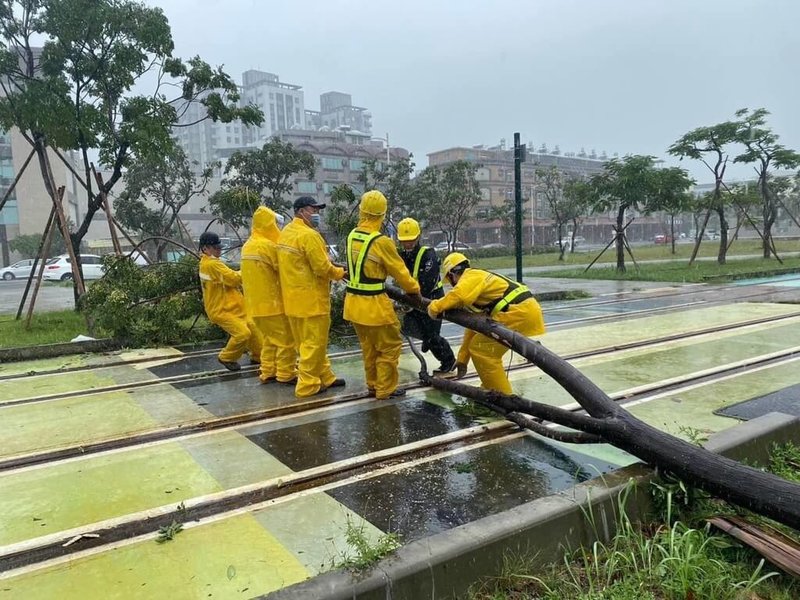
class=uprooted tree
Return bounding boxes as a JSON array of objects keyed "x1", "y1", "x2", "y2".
[{"x1": 386, "y1": 286, "x2": 800, "y2": 531}]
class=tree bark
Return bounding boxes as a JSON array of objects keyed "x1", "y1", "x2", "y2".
[
  {"x1": 387, "y1": 286, "x2": 800, "y2": 531},
  {"x1": 615, "y1": 205, "x2": 626, "y2": 272}
]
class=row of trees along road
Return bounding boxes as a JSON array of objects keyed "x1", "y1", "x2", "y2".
[
  {"x1": 669, "y1": 108, "x2": 800, "y2": 266},
  {"x1": 0, "y1": 0, "x2": 264, "y2": 299}
]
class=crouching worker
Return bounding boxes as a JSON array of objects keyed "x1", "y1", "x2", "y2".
[
  {"x1": 241, "y1": 207, "x2": 297, "y2": 384},
  {"x1": 344, "y1": 191, "x2": 422, "y2": 399},
  {"x1": 396, "y1": 217, "x2": 456, "y2": 375},
  {"x1": 198, "y1": 231, "x2": 260, "y2": 371},
  {"x1": 426, "y1": 252, "x2": 545, "y2": 395}
]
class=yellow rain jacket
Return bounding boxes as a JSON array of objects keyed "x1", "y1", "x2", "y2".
[
  {"x1": 277, "y1": 217, "x2": 345, "y2": 317},
  {"x1": 241, "y1": 207, "x2": 284, "y2": 317},
  {"x1": 428, "y1": 268, "x2": 545, "y2": 393},
  {"x1": 343, "y1": 218, "x2": 420, "y2": 326},
  {"x1": 199, "y1": 254, "x2": 246, "y2": 321}
]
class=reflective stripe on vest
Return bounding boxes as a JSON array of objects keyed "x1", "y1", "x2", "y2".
[
  {"x1": 476, "y1": 272, "x2": 533, "y2": 317},
  {"x1": 346, "y1": 230, "x2": 386, "y2": 296},
  {"x1": 412, "y1": 246, "x2": 443, "y2": 290}
]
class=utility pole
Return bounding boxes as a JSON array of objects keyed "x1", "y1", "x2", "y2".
[{"x1": 513, "y1": 132, "x2": 526, "y2": 282}]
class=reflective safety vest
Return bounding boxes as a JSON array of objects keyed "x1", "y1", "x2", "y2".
[
  {"x1": 346, "y1": 230, "x2": 386, "y2": 296},
  {"x1": 411, "y1": 246, "x2": 443, "y2": 291},
  {"x1": 476, "y1": 272, "x2": 534, "y2": 317}
]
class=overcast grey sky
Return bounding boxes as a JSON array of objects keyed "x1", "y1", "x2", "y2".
[{"x1": 157, "y1": 0, "x2": 798, "y2": 182}]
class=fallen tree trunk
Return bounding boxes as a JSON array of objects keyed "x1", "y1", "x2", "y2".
[{"x1": 387, "y1": 285, "x2": 800, "y2": 531}]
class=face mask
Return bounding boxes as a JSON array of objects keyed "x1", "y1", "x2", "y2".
[{"x1": 310, "y1": 213, "x2": 321, "y2": 228}]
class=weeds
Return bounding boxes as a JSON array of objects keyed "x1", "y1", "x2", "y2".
[
  {"x1": 155, "y1": 520, "x2": 184, "y2": 544},
  {"x1": 334, "y1": 517, "x2": 401, "y2": 571},
  {"x1": 677, "y1": 424, "x2": 711, "y2": 446},
  {"x1": 453, "y1": 461, "x2": 475, "y2": 474},
  {"x1": 471, "y1": 470, "x2": 800, "y2": 600}
]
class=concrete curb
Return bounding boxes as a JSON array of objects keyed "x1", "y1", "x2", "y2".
[
  {"x1": 264, "y1": 412, "x2": 800, "y2": 600},
  {"x1": 0, "y1": 338, "x2": 124, "y2": 363}
]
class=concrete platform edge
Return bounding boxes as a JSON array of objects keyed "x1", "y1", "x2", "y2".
[
  {"x1": 263, "y1": 412, "x2": 800, "y2": 600},
  {"x1": 0, "y1": 338, "x2": 123, "y2": 362}
]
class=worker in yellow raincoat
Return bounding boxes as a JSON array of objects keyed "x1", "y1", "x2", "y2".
[
  {"x1": 344, "y1": 190, "x2": 421, "y2": 400},
  {"x1": 241, "y1": 206, "x2": 297, "y2": 384},
  {"x1": 277, "y1": 197, "x2": 347, "y2": 397},
  {"x1": 427, "y1": 252, "x2": 545, "y2": 395},
  {"x1": 198, "y1": 231, "x2": 261, "y2": 371}
]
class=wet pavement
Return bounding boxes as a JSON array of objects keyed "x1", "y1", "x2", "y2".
[{"x1": 2, "y1": 280, "x2": 800, "y2": 598}]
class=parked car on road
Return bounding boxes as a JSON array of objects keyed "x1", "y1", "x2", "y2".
[
  {"x1": 43, "y1": 254, "x2": 106, "y2": 281},
  {"x1": 480, "y1": 243, "x2": 506, "y2": 250},
  {"x1": 434, "y1": 241, "x2": 472, "y2": 252},
  {"x1": 1, "y1": 259, "x2": 35, "y2": 280},
  {"x1": 653, "y1": 234, "x2": 673, "y2": 244}
]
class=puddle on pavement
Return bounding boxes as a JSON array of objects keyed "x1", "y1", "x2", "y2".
[{"x1": 327, "y1": 436, "x2": 619, "y2": 541}]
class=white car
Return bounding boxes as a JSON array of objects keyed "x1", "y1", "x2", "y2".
[
  {"x1": 434, "y1": 241, "x2": 472, "y2": 252},
  {"x1": 1, "y1": 259, "x2": 35, "y2": 281},
  {"x1": 43, "y1": 254, "x2": 106, "y2": 281}
]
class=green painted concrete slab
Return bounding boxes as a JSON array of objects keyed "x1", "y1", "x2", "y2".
[{"x1": 0, "y1": 514, "x2": 309, "y2": 600}]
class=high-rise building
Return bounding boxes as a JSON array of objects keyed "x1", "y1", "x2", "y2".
[
  {"x1": 173, "y1": 72, "x2": 373, "y2": 176},
  {"x1": 306, "y1": 91, "x2": 372, "y2": 134}
]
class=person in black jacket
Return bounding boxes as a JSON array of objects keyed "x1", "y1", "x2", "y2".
[{"x1": 396, "y1": 217, "x2": 456, "y2": 375}]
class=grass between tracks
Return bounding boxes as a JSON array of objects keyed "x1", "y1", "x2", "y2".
[{"x1": 469, "y1": 442, "x2": 800, "y2": 600}]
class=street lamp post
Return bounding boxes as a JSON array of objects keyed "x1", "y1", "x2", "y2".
[{"x1": 529, "y1": 184, "x2": 536, "y2": 249}]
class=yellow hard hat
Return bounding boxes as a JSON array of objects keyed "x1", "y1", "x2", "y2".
[
  {"x1": 360, "y1": 190, "x2": 387, "y2": 216},
  {"x1": 397, "y1": 217, "x2": 421, "y2": 241},
  {"x1": 442, "y1": 252, "x2": 470, "y2": 276}
]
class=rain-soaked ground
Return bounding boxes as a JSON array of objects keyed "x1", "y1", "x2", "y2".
[{"x1": 2, "y1": 278, "x2": 800, "y2": 599}]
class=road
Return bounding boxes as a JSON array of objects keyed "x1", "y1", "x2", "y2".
[{"x1": 0, "y1": 279, "x2": 76, "y2": 314}]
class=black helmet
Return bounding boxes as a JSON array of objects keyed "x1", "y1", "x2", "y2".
[{"x1": 199, "y1": 231, "x2": 222, "y2": 248}]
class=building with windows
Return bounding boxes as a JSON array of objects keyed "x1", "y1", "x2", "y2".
[
  {"x1": 0, "y1": 128, "x2": 83, "y2": 266},
  {"x1": 275, "y1": 128, "x2": 407, "y2": 211},
  {"x1": 426, "y1": 144, "x2": 663, "y2": 247}
]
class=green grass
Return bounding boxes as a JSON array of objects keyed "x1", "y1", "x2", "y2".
[
  {"x1": 541, "y1": 256, "x2": 800, "y2": 284},
  {"x1": 472, "y1": 239, "x2": 799, "y2": 272},
  {"x1": 469, "y1": 443, "x2": 800, "y2": 600},
  {"x1": 0, "y1": 310, "x2": 94, "y2": 349}
]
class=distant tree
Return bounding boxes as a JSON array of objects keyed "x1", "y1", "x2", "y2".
[
  {"x1": 587, "y1": 155, "x2": 660, "y2": 272},
  {"x1": 414, "y1": 160, "x2": 481, "y2": 248},
  {"x1": 485, "y1": 198, "x2": 514, "y2": 246},
  {"x1": 325, "y1": 184, "x2": 358, "y2": 244},
  {"x1": 357, "y1": 155, "x2": 416, "y2": 229},
  {"x1": 562, "y1": 178, "x2": 593, "y2": 252},
  {"x1": 207, "y1": 187, "x2": 262, "y2": 230},
  {"x1": 223, "y1": 138, "x2": 315, "y2": 211},
  {"x1": 536, "y1": 166, "x2": 574, "y2": 259},
  {"x1": 0, "y1": 0, "x2": 262, "y2": 296},
  {"x1": 724, "y1": 183, "x2": 762, "y2": 249},
  {"x1": 733, "y1": 108, "x2": 800, "y2": 258},
  {"x1": 116, "y1": 146, "x2": 213, "y2": 260},
  {"x1": 669, "y1": 120, "x2": 740, "y2": 265},
  {"x1": 9, "y1": 231, "x2": 67, "y2": 258},
  {"x1": 646, "y1": 167, "x2": 695, "y2": 254}
]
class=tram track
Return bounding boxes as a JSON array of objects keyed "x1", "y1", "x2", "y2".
[
  {"x1": 3, "y1": 345, "x2": 800, "y2": 575},
  {"x1": 3, "y1": 308, "x2": 800, "y2": 473}
]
